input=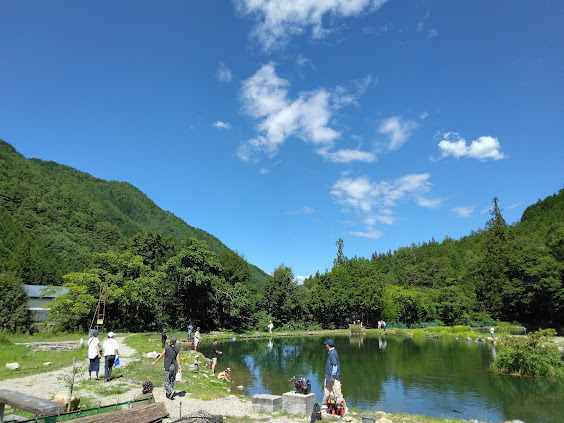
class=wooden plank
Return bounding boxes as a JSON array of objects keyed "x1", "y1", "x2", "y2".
[
  {"x1": 0, "y1": 389, "x2": 65, "y2": 417},
  {"x1": 67, "y1": 402, "x2": 168, "y2": 423}
]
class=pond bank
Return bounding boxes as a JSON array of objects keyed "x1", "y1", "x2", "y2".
[{"x1": 1, "y1": 331, "x2": 546, "y2": 422}]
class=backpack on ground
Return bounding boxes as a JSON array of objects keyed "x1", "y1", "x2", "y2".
[{"x1": 310, "y1": 402, "x2": 322, "y2": 422}]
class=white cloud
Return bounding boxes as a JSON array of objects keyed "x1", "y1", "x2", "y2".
[
  {"x1": 452, "y1": 206, "x2": 475, "y2": 218},
  {"x1": 239, "y1": 63, "x2": 371, "y2": 162},
  {"x1": 379, "y1": 116, "x2": 418, "y2": 150},
  {"x1": 362, "y1": 24, "x2": 393, "y2": 35},
  {"x1": 213, "y1": 121, "x2": 232, "y2": 130},
  {"x1": 217, "y1": 62, "x2": 232, "y2": 83},
  {"x1": 235, "y1": 0, "x2": 389, "y2": 51},
  {"x1": 295, "y1": 275, "x2": 307, "y2": 284},
  {"x1": 288, "y1": 205, "x2": 315, "y2": 215},
  {"x1": 331, "y1": 172, "x2": 437, "y2": 238},
  {"x1": 317, "y1": 148, "x2": 376, "y2": 163},
  {"x1": 438, "y1": 132, "x2": 505, "y2": 161},
  {"x1": 350, "y1": 229, "x2": 384, "y2": 239},
  {"x1": 419, "y1": 112, "x2": 429, "y2": 120}
]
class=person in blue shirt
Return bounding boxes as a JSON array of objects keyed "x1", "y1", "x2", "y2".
[{"x1": 322, "y1": 339, "x2": 346, "y2": 408}]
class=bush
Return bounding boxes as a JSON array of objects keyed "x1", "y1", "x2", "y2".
[
  {"x1": 492, "y1": 329, "x2": 564, "y2": 377},
  {"x1": 0, "y1": 331, "x2": 12, "y2": 345}
]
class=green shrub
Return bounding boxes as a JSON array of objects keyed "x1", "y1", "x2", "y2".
[
  {"x1": 492, "y1": 329, "x2": 564, "y2": 377},
  {"x1": 0, "y1": 331, "x2": 12, "y2": 345}
]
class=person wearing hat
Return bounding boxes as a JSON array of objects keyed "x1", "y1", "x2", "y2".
[
  {"x1": 102, "y1": 331, "x2": 120, "y2": 382},
  {"x1": 322, "y1": 339, "x2": 346, "y2": 408},
  {"x1": 87, "y1": 330, "x2": 101, "y2": 379},
  {"x1": 152, "y1": 336, "x2": 180, "y2": 399},
  {"x1": 217, "y1": 367, "x2": 231, "y2": 381}
]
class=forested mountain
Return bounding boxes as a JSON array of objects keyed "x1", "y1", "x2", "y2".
[
  {"x1": 0, "y1": 140, "x2": 268, "y2": 286},
  {"x1": 302, "y1": 192, "x2": 564, "y2": 331},
  {"x1": 1, "y1": 139, "x2": 562, "y2": 333}
]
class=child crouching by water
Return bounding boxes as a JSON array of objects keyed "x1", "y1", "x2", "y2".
[{"x1": 217, "y1": 368, "x2": 231, "y2": 382}]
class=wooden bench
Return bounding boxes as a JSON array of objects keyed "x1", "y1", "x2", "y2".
[
  {"x1": 67, "y1": 402, "x2": 169, "y2": 423},
  {"x1": 0, "y1": 389, "x2": 65, "y2": 423}
]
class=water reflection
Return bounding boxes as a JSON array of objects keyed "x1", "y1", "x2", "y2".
[{"x1": 200, "y1": 335, "x2": 564, "y2": 423}]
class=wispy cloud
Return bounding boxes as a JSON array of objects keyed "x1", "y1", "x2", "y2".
[
  {"x1": 452, "y1": 206, "x2": 475, "y2": 218},
  {"x1": 379, "y1": 116, "x2": 418, "y2": 150},
  {"x1": 416, "y1": 10, "x2": 438, "y2": 39},
  {"x1": 362, "y1": 23, "x2": 393, "y2": 36},
  {"x1": 235, "y1": 0, "x2": 389, "y2": 51},
  {"x1": 213, "y1": 121, "x2": 231, "y2": 130},
  {"x1": 288, "y1": 205, "x2": 315, "y2": 215},
  {"x1": 331, "y1": 172, "x2": 441, "y2": 238},
  {"x1": 317, "y1": 148, "x2": 376, "y2": 163},
  {"x1": 238, "y1": 63, "x2": 372, "y2": 162},
  {"x1": 437, "y1": 132, "x2": 505, "y2": 161},
  {"x1": 217, "y1": 62, "x2": 232, "y2": 83}
]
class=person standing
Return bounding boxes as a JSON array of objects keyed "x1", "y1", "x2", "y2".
[
  {"x1": 268, "y1": 320, "x2": 274, "y2": 334},
  {"x1": 194, "y1": 327, "x2": 201, "y2": 352},
  {"x1": 322, "y1": 339, "x2": 345, "y2": 408},
  {"x1": 87, "y1": 330, "x2": 101, "y2": 379},
  {"x1": 210, "y1": 339, "x2": 222, "y2": 375},
  {"x1": 161, "y1": 329, "x2": 167, "y2": 349},
  {"x1": 188, "y1": 322, "x2": 193, "y2": 339},
  {"x1": 152, "y1": 336, "x2": 181, "y2": 399},
  {"x1": 102, "y1": 332, "x2": 119, "y2": 382},
  {"x1": 490, "y1": 326, "x2": 495, "y2": 339}
]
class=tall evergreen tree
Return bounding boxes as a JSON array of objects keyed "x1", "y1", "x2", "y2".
[{"x1": 476, "y1": 197, "x2": 509, "y2": 319}]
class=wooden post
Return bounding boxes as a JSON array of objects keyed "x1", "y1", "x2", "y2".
[{"x1": 68, "y1": 357, "x2": 76, "y2": 413}]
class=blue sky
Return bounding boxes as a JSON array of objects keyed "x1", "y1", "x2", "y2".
[{"x1": 1, "y1": 1, "x2": 562, "y2": 281}]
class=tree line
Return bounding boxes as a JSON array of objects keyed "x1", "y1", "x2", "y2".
[
  {"x1": 2, "y1": 191, "x2": 563, "y2": 333},
  {"x1": 1, "y1": 140, "x2": 562, "y2": 333}
]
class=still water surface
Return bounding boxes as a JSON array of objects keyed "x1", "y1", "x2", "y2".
[{"x1": 200, "y1": 335, "x2": 564, "y2": 423}]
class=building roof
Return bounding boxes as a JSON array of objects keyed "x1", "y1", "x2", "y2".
[{"x1": 23, "y1": 285, "x2": 69, "y2": 298}]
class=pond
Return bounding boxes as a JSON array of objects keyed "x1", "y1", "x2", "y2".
[{"x1": 199, "y1": 334, "x2": 564, "y2": 423}]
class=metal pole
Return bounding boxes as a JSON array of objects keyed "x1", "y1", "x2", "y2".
[{"x1": 68, "y1": 358, "x2": 76, "y2": 413}]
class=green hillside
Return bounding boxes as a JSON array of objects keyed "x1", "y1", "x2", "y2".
[{"x1": 0, "y1": 139, "x2": 268, "y2": 285}]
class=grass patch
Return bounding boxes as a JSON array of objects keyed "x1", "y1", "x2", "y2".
[
  {"x1": 119, "y1": 333, "x2": 236, "y2": 400},
  {"x1": 0, "y1": 341, "x2": 88, "y2": 380}
]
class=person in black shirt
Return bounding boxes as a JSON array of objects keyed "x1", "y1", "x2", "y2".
[
  {"x1": 161, "y1": 329, "x2": 167, "y2": 349},
  {"x1": 210, "y1": 339, "x2": 222, "y2": 375},
  {"x1": 152, "y1": 336, "x2": 180, "y2": 399}
]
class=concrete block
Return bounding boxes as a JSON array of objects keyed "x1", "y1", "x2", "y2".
[
  {"x1": 282, "y1": 391, "x2": 316, "y2": 416},
  {"x1": 252, "y1": 394, "x2": 283, "y2": 412}
]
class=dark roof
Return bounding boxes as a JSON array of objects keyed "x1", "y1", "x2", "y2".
[{"x1": 23, "y1": 285, "x2": 69, "y2": 298}]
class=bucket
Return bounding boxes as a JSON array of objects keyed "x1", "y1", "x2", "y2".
[{"x1": 362, "y1": 414, "x2": 376, "y2": 423}]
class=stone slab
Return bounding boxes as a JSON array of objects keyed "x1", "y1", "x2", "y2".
[
  {"x1": 282, "y1": 391, "x2": 316, "y2": 416},
  {"x1": 252, "y1": 394, "x2": 283, "y2": 412}
]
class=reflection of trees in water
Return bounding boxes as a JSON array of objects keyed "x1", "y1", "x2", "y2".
[
  {"x1": 490, "y1": 372, "x2": 564, "y2": 423},
  {"x1": 211, "y1": 336, "x2": 564, "y2": 422}
]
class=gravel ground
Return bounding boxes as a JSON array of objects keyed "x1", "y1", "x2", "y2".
[{"x1": 2, "y1": 335, "x2": 314, "y2": 423}]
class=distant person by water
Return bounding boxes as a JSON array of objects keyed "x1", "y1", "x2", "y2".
[{"x1": 322, "y1": 339, "x2": 346, "y2": 409}]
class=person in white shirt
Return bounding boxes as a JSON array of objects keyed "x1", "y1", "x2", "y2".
[
  {"x1": 194, "y1": 327, "x2": 201, "y2": 352},
  {"x1": 102, "y1": 331, "x2": 119, "y2": 382},
  {"x1": 87, "y1": 330, "x2": 101, "y2": 379}
]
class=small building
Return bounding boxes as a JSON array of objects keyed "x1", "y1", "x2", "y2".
[{"x1": 23, "y1": 285, "x2": 69, "y2": 322}]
